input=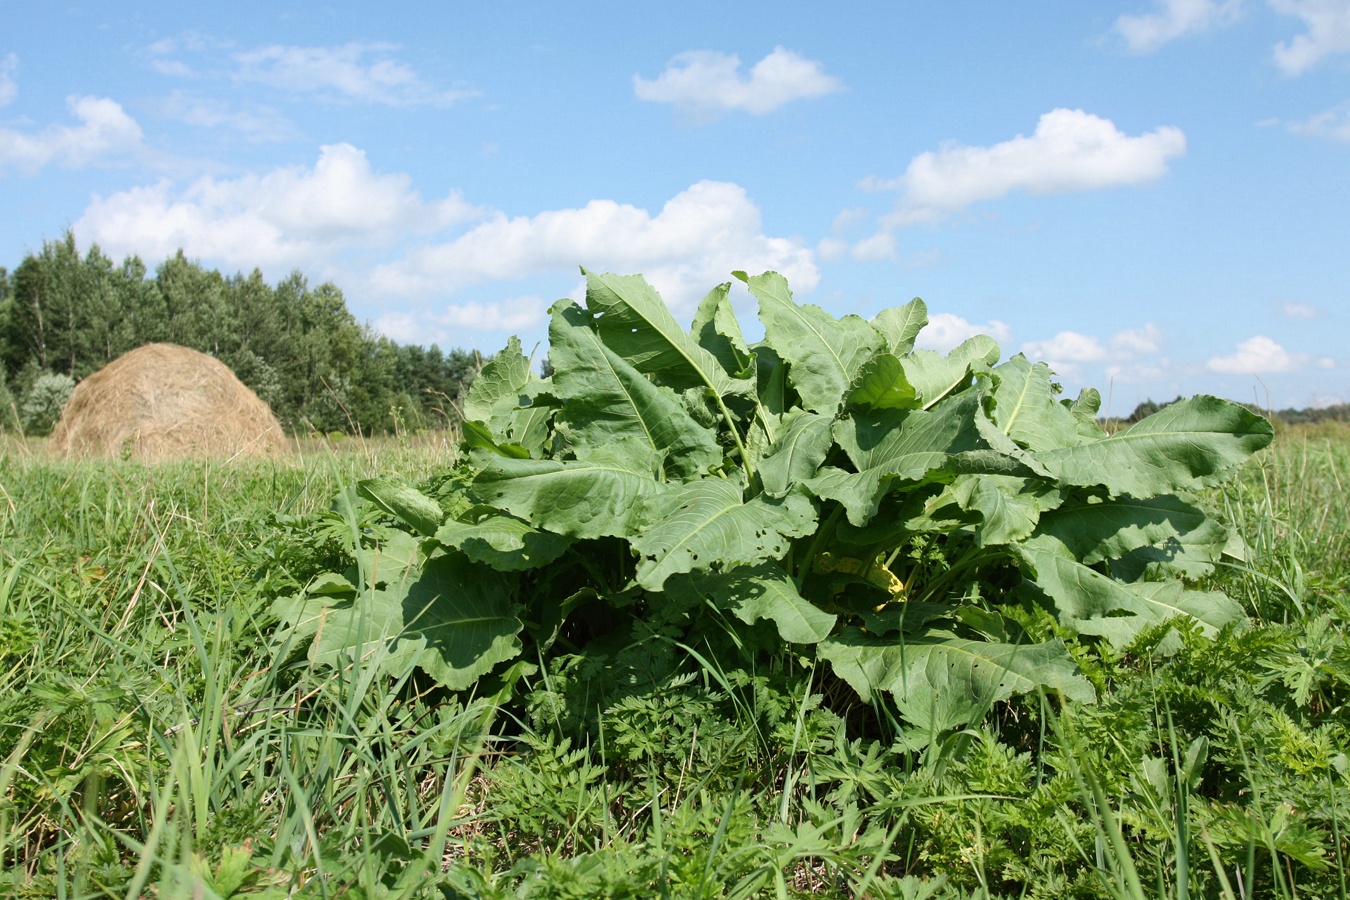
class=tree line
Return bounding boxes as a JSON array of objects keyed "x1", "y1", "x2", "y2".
[{"x1": 0, "y1": 232, "x2": 484, "y2": 435}]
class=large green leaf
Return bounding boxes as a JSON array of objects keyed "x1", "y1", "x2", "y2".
[
  {"x1": 819, "y1": 628, "x2": 1095, "y2": 732},
  {"x1": 945, "y1": 474, "x2": 1062, "y2": 546},
  {"x1": 846, "y1": 353, "x2": 920, "y2": 412},
  {"x1": 272, "y1": 536, "x2": 523, "y2": 691},
  {"x1": 1033, "y1": 493, "x2": 1228, "y2": 574},
  {"x1": 1017, "y1": 538, "x2": 1245, "y2": 646},
  {"x1": 388, "y1": 552, "x2": 525, "y2": 690},
  {"x1": 549, "y1": 299, "x2": 721, "y2": 479},
  {"x1": 462, "y1": 336, "x2": 533, "y2": 439},
  {"x1": 663, "y1": 562, "x2": 836, "y2": 644},
  {"x1": 631, "y1": 473, "x2": 817, "y2": 590},
  {"x1": 583, "y1": 270, "x2": 750, "y2": 397},
  {"x1": 758, "y1": 408, "x2": 834, "y2": 498},
  {"x1": 872, "y1": 298, "x2": 928, "y2": 356},
  {"x1": 473, "y1": 439, "x2": 666, "y2": 540},
  {"x1": 435, "y1": 514, "x2": 572, "y2": 572},
  {"x1": 742, "y1": 270, "x2": 885, "y2": 415},
  {"x1": 807, "y1": 389, "x2": 983, "y2": 526},
  {"x1": 690, "y1": 281, "x2": 754, "y2": 378},
  {"x1": 358, "y1": 477, "x2": 444, "y2": 537},
  {"x1": 986, "y1": 355, "x2": 1083, "y2": 451},
  {"x1": 1037, "y1": 396, "x2": 1273, "y2": 496},
  {"x1": 900, "y1": 335, "x2": 1001, "y2": 409}
]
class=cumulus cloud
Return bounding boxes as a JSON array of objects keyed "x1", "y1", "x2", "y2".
[
  {"x1": 1205, "y1": 335, "x2": 1305, "y2": 373},
  {"x1": 371, "y1": 179, "x2": 819, "y2": 311},
  {"x1": 0, "y1": 53, "x2": 17, "y2": 107},
  {"x1": 875, "y1": 109, "x2": 1186, "y2": 225},
  {"x1": 634, "y1": 46, "x2": 842, "y2": 118},
  {"x1": 915, "y1": 314, "x2": 1013, "y2": 353},
  {"x1": 74, "y1": 143, "x2": 480, "y2": 270},
  {"x1": 1021, "y1": 323, "x2": 1164, "y2": 375},
  {"x1": 231, "y1": 42, "x2": 478, "y2": 106},
  {"x1": 0, "y1": 95, "x2": 143, "y2": 174},
  {"x1": 1272, "y1": 0, "x2": 1350, "y2": 75},
  {"x1": 72, "y1": 150, "x2": 813, "y2": 335},
  {"x1": 1112, "y1": 0, "x2": 1245, "y2": 53}
]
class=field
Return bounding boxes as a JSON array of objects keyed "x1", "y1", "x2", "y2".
[{"x1": 1, "y1": 424, "x2": 1348, "y2": 899}]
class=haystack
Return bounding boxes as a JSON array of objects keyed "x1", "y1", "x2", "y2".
[{"x1": 51, "y1": 343, "x2": 287, "y2": 462}]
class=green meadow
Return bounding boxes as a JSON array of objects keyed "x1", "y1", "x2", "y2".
[{"x1": 1, "y1": 425, "x2": 1347, "y2": 898}]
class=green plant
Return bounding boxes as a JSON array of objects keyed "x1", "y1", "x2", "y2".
[
  {"x1": 19, "y1": 371, "x2": 74, "y2": 435},
  {"x1": 274, "y1": 270, "x2": 1272, "y2": 740}
]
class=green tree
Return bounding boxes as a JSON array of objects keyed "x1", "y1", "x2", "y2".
[{"x1": 155, "y1": 251, "x2": 236, "y2": 353}]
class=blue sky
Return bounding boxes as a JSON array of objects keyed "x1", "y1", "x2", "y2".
[{"x1": 1, "y1": 1, "x2": 1347, "y2": 413}]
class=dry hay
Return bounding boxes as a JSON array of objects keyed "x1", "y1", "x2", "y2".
[{"x1": 51, "y1": 343, "x2": 288, "y2": 462}]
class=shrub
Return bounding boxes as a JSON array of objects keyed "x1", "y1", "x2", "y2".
[{"x1": 21, "y1": 372, "x2": 75, "y2": 435}]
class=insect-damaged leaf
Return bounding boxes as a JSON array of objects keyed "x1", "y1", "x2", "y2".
[
  {"x1": 818, "y1": 628, "x2": 1094, "y2": 732},
  {"x1": 631, "y1": 472, "x2": 817, "y2": 591},
  {"x1": 549, "y1": 299, "x2": 721, "y2": 479}
]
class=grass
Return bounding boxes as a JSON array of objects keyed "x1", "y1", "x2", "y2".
[{"x1": 1, "y1": 426, "x2": 1347, "y2": 897}]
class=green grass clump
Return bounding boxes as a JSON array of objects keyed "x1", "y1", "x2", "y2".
[{"x1": 2, "y1": 427, "x2": 1348, "y2": 897}]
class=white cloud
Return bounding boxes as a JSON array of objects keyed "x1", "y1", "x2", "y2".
[
  {"x1": 1021, "y1": 322, "x2": 1164, "y2": 375},
  {"x1": 915, "y1": 313, "x2": 1013, "y2": 353},
  {"x1": 1112, "y1": 0, "x2": 1245, "y2": 53},
  {"x1": 0, "y1": 53, "x2": 17, "y2": 107},
  {"x1": 634, "y1": 46, "x2": 843, "y2": 118},
  {"x1": 877, "y1": 109, "x2": 1187, "y2": 225},
  {"x1": 817, "y1": 208, "x2": 895, "y2": 261},
  {"x1": 1109, "y1": 323, "x2": 1165, "y2": 355},
  {"x1": 232, "y1": 42, "x2": 478, "y2": 106},
  {"x1": 1272, "y1": 0, "x2": 1350, "y2": 75},
  {"x1": 158, "y1": 90, "x2": 297, "y2": 142},
  {"x1": 816, "y1": 237, "x2": 849, "y2": 261},
  {"x1": 74, "y1": 143, "x2": 480, "y2": 270},
  {"x1": 0, "y1": 95, "x2": 143, "y2": 174},
  {"x1": 377, "y1": 296, "x2": 547, "y2": 345},
  {"x1": 849, "y1": 232, "x2": 897, "y2": 262},
  {"x1": 74, "y1": 154, "x2": 813, "y2": 332},
  {"x1": 371, "y1": 179, "x2": 819, "y2": 311},
  {"x1": 1288, "y1": 101, "x2": 1350, "y2": 141},
  {"x1": 1022, "y1": 331, "x2": 1111, "y2": 367},
  {"x1": 1280, "y1": 300, "x2": 1325, "y2": 318},
  {"x1": 1205, "y1": 335, "x2": 1303, "y2": 373}
]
